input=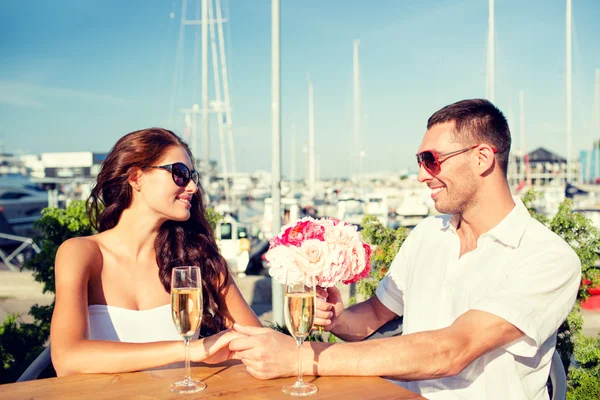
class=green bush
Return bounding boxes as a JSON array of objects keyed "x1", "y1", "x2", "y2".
[
  {"x1": 357, "y1": 190, "x2": 600, "y2": 399},
  {"x1": 0, "y1": 200, "x2": 93, "y2": 383},
  {"x1": 266, "y1": 322, "x2": 325, "y2": 342},
  {"x1": 520, "y1": 190, "x2": 600, "y2": 399},
  {"x1": 0, "y1": 200, "x2": 223, "y2": 383},
  {"x1": 356, "y1": 216, "x2": 408, "y2": 301}
]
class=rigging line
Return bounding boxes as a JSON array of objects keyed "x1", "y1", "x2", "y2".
[
  {"x1": 192, "y1": 0, "x2": 201, "y2": 105},
  {"x1": 208, "y1": 0, "x2": 230, "y2": 204},
  {"x1": 169, "y1": 0, "x2": 188, "y2": 128},
  {"x1": 223, "y1": 0, "x2": 235, "y2": 112},
  {"x1": 152, "y1": 4, "x2": 177, "y2": 120},
  {"x1": 493, "y1": 27, "x2": 511, "y2": 108},
  {"x1": 216, "y1": 0, "x2": 237, "y2": 176},
  {"x1": 479, "y1": 26, "x2": 490, "y2": 100},
  {"x1": 571, "y1": 7, "x2": 594, "y2": 151}
]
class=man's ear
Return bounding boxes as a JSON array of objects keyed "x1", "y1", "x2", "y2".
[
  {"x1": 128, "y1": 167, "x2": 144, "y2": 192},
  {"x1": 476, "y1": 145, "x2": 497, "y2": 176}
]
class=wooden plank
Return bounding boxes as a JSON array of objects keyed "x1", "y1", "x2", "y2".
[{"x1": 0, "y1": 361, "x2": 424, "y2": 399}]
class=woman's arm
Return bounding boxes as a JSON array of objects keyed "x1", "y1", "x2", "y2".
[
  {"x1": 50, "y1": 238, "x2": 238, "y2": 376},
  {"x1": 220, "y1": 275, "x2": 263, "y2": 328}
]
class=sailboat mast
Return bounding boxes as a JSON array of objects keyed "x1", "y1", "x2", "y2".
[
  {"x1": 566, "y1": 0, "x2": 572, "y2": 183},
  {"x1": 353, "y1": 40, "x2": 361, "y2": 177},
  {"x1": 207, "y1": 0, "x2": 230, "y2": 204},
  {"x1": 519, "y1": 90, "x2": 528, "y2": 185},
  {"x1": 216, "y1": 0, "x2": 237, "y2": 177},
  {"x1": 270, "y1": 0, "x2": 283, "y2": 325},
  {"x1": 595, "y1": 68, "x2": 600, "y2": 181},
  {"x1": 308, "y1": 77, "x2": 316, "y2": 194},
  {"x1": 201, "y1": 0, "x2": 210, "y2": 192},
  {"x1": 508, "y1": 99, "x2": 515, "y2": 186},
  {"x1": 291, "y1": 126, "x2": 296, "y2": 198},
  {"x1": 487, "y1": 0, "x2": 495, "y2": 102}
]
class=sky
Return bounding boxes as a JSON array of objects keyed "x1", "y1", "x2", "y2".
[{"x1": 1, "y1": 0, "x2": 600, "y2": 179}]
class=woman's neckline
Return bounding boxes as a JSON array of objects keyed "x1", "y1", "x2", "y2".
[{"x1": 88, "y1": 303, "x2": 170, "y2": 312}]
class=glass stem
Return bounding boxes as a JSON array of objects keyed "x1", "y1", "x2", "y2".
[
  {"x1": 296, "y1": 339, "x2": 304, "y2": 385},
  {"x1": 184, "y1": 337, "x2": 191, "y2": 384}
]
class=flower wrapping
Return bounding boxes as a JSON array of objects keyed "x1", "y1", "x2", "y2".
[{"x1": 266, "y1": 217, "x2": 372, "y2": 287}]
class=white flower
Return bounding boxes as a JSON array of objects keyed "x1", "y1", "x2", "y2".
[{"x1": 296, "y1": 239, "x2": 329, "y2": 275}]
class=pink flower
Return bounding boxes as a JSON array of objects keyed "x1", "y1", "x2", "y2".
[{"x1": 265, "y1": 218, "x2": 372, "y2": 288}]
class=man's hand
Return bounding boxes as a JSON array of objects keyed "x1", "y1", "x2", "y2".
[
  {"x1": 315, "y1": 286, "x2": 344, "y2": 331},
  {"x1": 192, "y1": 329, "x2": 245, "y2": 364},
  {"x1": 229, "y1": 324, "x2": 299, "y2": 380}
]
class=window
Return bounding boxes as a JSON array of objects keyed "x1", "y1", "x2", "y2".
[
  {"x1": 0, "y1": 192, "x2": 30, "y2": 200},
  {"x1": 220, "y1": 223, "x2": 232, "y2": 240}
]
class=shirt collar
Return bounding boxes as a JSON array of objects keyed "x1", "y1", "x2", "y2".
[
  {"x1": 440, "y1": 199, "x2": 531, "y2": 248},
  {"x1": 440, "y1": 214, "x2": 458, "y2": 233}
]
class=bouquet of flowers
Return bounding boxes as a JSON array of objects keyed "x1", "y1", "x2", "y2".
[{"x1": 266, "y1": 217, "x2": 372, "y2": 287}]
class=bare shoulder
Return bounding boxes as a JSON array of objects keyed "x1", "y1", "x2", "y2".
[{"x1": 55, "y1": 235, "x2": 103, "y2": 276}]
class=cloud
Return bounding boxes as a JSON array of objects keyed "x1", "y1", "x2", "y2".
[
  {"x1": 0, "y1": 80, "x2": 130, "y2": 108},
  {"x1": 0, "y1": 91, "x2": 45, "y2": 108}
]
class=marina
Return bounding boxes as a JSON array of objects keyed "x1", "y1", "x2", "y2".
[{"x1": 1, "y1": 1, "x2": 600, "y2": 396}]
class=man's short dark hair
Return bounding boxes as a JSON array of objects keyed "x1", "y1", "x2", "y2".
[{"x1": 427, "y1": 99, "x2": 511, "y2": 176}]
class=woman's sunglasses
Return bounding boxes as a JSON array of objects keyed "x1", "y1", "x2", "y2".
[
  {"x1": 150, "y1": 162, "x2": 200, "y2": 187},
  {"x1": 416, "y1": 144, "x2": 497, "y2": 176}
]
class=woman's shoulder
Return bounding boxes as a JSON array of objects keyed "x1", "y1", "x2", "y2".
[
  {"x1": 56, "y1": 235, "x2": 103, "y2": 273},
  {"x1": 58, "y1": 235, "x2": 102, "y2": 253}
]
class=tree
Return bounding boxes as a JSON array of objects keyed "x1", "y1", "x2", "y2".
[
  {"x1": 0, "y1": 200, "x2": 224, "y2": 383},
  {"x1": 520, "y1": 190, "x2": 600, "y2": 400},
  {"x1": 0, "y1": 200, "x2": 93, "y2": 383},
  {"x1": 359, "y1": 190, "x2": 600, "y2": 399}
]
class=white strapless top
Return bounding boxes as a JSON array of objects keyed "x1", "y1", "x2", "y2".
[{"x1": 88, "y1": 304, "x2": 184, "y2": 343}]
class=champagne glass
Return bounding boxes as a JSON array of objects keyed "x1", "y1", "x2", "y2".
[
  {"x1": 282, "y1": 269, "x2": 318, "y2": 396},
  {"x1": 170, "y1": 266, "x2": 206, "y2": 394}
]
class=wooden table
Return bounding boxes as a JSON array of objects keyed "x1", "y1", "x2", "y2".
[{"x1": 0, "y1": 360, "x2": 425, "y2": 399}]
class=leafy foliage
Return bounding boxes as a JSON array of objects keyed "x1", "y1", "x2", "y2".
[
  {"x1": 512, "y1": 189, "x2": 600, "y2": 398},
  {"x1": 354, "y1": 216, "x2": 408, "y2": 300},
  {"x1": 356, "y1": 189, "x2": 599, "y2": 398},
  {"x1": 0, "y1": 200, "x2": 224, "y2": 383},
  {"x1": 0, "y1": 200, "x2": 93, "y2": 383},
  {"x1": 266, "y1": 322, "x2": 325, "y2": 342},
  {"x1": 204, "y1": 206, "x2": 224, "y2": 230}
]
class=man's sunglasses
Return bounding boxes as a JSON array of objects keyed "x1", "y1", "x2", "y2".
[
  {"x1": 149, "y1": 162, "x2": 200, "y2": 187},
  {"x1": 416, "y1": 144, "x2": 497, "y2": 176}
]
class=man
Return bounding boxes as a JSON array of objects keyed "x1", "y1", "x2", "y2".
[{"x1": 230, "y1": 99, "x2": 581, "y2": 399}]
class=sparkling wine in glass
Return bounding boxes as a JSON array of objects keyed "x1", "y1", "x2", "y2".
[
  {"x1": 170, "y1": 266, "x2": 205, "y2": 394},
  {"x1": 282, "y1": 270, "x2": 318, "y2": 396}
]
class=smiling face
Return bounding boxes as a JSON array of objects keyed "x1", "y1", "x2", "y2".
[
  {"x1": 417, "y1": 122, "x2": 479, "y2": 215},
  {"x1": 136, "y1": 145, "x2": 198, "y2": 222}
]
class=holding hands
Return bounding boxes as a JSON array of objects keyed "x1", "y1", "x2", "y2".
[
  {"x1": 230, "y1": 286, "x2": 344, "y2": 380},
  {"x1": 192, "y1": 329, "x2": 246, "y2": 364},
  {"x1": 229, "y1": 324, "x2": 300, "y2": 379}
]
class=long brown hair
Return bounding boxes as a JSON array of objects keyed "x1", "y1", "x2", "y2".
[{"x1": 87, "y1": 127, "x2": 231, "y2": 333}]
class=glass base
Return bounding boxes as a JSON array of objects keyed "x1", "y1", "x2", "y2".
[
  {"x1": 282, "y1": 381, "x2": 318, "y2": 396},
  {"x1": 170, "y1": 379, "x2": 206, "y2": 394}
]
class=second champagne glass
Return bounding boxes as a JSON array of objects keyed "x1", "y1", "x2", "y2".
[
  {"x1": 282, "y1": 270, "x2": 318, "y2": 396},
  {"x1": 170, "y1": 266, "x2": 206, "y2": 394}
]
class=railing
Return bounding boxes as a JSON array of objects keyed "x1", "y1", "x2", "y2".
[{"x1": 0, "y1": 232, "x2": 41, "y2": 272}]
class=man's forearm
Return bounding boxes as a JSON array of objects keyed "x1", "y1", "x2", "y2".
[
  {"x1": 330, "y1": 298, "x2": 389, "y2": 342},
  {"x1": 305, "y1": 329, "x2": 459, "y2": 380}
]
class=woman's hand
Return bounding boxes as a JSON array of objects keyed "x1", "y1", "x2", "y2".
[
  {"x1": 191, "y1": 329, "x2": 246, "y2": 364},
  {"x1": 314, "y1": 286, "x2": 344, "y2": 331}
]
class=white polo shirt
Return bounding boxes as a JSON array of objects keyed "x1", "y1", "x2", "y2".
[{"x1": 376, "y1": 199, "x2": 581, "y2": 400}]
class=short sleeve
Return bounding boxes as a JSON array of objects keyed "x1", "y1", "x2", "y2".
[
  {"x1": 375, "y1": 236, "x2": 413, "y2": 317},
  {"x1": 472, "y1": 248, "x2": 581, "y2": 357}
]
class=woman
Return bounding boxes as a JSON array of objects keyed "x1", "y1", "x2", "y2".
[{"x1": 50, "y1": 128, "x2": 261, "y2": 376}]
